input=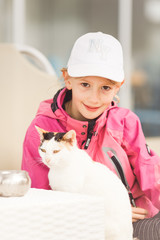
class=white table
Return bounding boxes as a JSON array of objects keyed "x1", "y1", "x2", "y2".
[{"x1": 0, "y1": 188, "x2": 105, "y2": 240}]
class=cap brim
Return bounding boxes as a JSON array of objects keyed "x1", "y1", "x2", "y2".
[{"x1": 68, "y1": 64, "x2": 124, "y2": 83}]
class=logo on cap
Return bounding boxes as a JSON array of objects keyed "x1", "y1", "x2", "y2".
[{"x1": 88, "y1": 39, "x2": 110, "y2": 60}]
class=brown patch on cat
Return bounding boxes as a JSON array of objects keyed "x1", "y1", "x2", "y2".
[
  {"x1": 54, "y1": 132, "x2": 66, "y2": 142},
  {"x1": 62, "y1": 130, "x2": 76, "y2": 147},
  {"x1": 62, "y1": 137, "x2": 73, "y2": 144},
  {"x1": 54, "y1": 137, "x2": 72, "y2": 152},
  {"x1": 63, "y1": 140, "x2": 73, "y2": 151},
  {"x1": 54, "y1": 132, "x2": 74, "y2": 147}
]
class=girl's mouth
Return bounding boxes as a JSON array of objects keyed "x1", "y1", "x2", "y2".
[{"x1": 83, "y1": 104, "x2": 100, "y2": 112}]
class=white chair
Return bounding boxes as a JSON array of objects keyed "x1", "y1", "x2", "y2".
[
  {"x1": 0, "y1": 44, "x2": 61, "y2": 170},
  {"x1": 15, "y1": 44, "x2": 57, "y2": 75}
]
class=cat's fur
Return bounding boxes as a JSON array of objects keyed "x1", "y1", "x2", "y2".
[{"x1": 36, "y1": 126, "x2": 134, "y2": 240}]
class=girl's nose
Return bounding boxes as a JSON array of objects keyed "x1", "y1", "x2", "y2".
[{"x1": 89, "y1": 89, "x2": 99, "y2": 103}]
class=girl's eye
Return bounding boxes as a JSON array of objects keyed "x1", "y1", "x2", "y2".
[
  {"x1": 53, "y1": 150, "x2": 60, "y2": 154},
  {"x1": 102, "y1": 86, "x2": 111, "y2": 91},
  {"x1": 81, "y1": 82, "x2": 90, "y2": 87},
  {"x1": 40, "y1": 148, "x2": 46, "y2": 153}
]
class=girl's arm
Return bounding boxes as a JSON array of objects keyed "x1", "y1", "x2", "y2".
[{"x1": 123, "y1": 111, "x2": 160, "y2": 210}]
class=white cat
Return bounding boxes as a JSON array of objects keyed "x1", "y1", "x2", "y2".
[{"x1": 36, "y1": 126, "x2": 135, "y2": 240}]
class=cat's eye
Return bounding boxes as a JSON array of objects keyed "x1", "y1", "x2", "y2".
[
  {"x1": 53, "y1": 150, "x2": 60, "y2": 154},
  {"x1": 40, "y1": 148, "x2": 46, "y2": 153}
]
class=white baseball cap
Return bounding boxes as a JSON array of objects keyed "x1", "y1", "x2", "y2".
[{"x1": 67, "y1": 32, "x2": 124, "y2": 83}]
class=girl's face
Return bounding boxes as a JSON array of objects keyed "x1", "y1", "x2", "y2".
[{"x1": 64, "y1": 72, "x2": 121, "y2": 121}]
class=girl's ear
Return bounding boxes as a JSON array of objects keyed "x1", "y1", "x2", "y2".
[
  {"x1": 63, "y1": 70, "x2": 72, "y2": 90},
  {"x1": 114, "y1": 79, "x2": 124, "y2": 94},
  {"x1": 113, "y1": 80, "x2": 125, "y2": 103},
  {"x1": 62, "y1": 69, "x2": 68, "y2": 79},
  {"x1": 63, "y1": 130, "x2": 77, "y2": 146},
  {"x1": 114, "y1": 86, "x2": 120, "y2": 96},
  {"x1": 65, "y1": 79, "x2": 72, "y2": 90}
]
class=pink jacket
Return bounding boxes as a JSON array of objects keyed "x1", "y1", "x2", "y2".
[{"x1": 22, "y1": 88, "x2": 160, "y2": 217}]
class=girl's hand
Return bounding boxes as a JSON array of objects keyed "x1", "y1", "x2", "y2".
[{"x1": 132, "y1": 207, "x2": 148, "y2": 222}]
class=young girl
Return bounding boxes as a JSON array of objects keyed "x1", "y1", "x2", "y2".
[{"x1": 22, "y1": 32, "x2": 160, "y2": 240}]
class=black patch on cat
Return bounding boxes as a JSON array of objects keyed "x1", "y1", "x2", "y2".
[
  {"x1": 43, "y1": 132, "x2": 55, "y2": 140},
  {"x1": 54, "y1": 132, "x2": 66, "y2": 142},
  {"x1": 42, "y1": 131, "x2": 66, "y2": 143}
]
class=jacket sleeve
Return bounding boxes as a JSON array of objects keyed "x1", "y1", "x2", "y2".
[
  {"x1": 122, "y1": 111, "x2": 160, "y2": 210},
  {"x1": 21, "y1": 120, "x2": 50, "y2": 189}
]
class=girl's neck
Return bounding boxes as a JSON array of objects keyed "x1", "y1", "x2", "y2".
[{"x1": 65, "y1": 100, "x2": 73, "y2": 117}]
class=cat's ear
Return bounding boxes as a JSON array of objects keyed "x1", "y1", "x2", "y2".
[
  {"x1": 63, "y1": 130, "x2": 76, "y2": 146},
  {"x1": 35, "y1": 125, "x2": 47, "y2": 141}
]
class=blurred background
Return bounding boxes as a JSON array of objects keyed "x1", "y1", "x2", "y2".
[{"x1": 0, "y1": 0, "x2": 160, "y2": 169}]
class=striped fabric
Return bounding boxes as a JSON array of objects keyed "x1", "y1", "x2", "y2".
[{"x1": 133, "y1": 212, "x2": 160, "y2": 240}]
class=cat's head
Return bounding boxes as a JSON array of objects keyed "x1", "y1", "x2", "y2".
[{"x1": 35, "y1": 126, "x2": 77, "y2": 168}]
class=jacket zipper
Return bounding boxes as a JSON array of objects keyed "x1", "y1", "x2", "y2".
[
  {"x1": 108, "y1": 151, "x2": 136, "y2": 207},
  {"x1": 84, "y1": 120, "x2": 96, "y2": 150}
]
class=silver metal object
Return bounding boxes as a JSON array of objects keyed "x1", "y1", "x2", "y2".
[{"x1": 0, "y1": 170, "x2": 31, "y2": 197}]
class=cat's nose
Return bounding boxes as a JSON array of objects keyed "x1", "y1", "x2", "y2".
[{"x1": 45, "y1": 158, "x2": 50, "y2": 164}]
